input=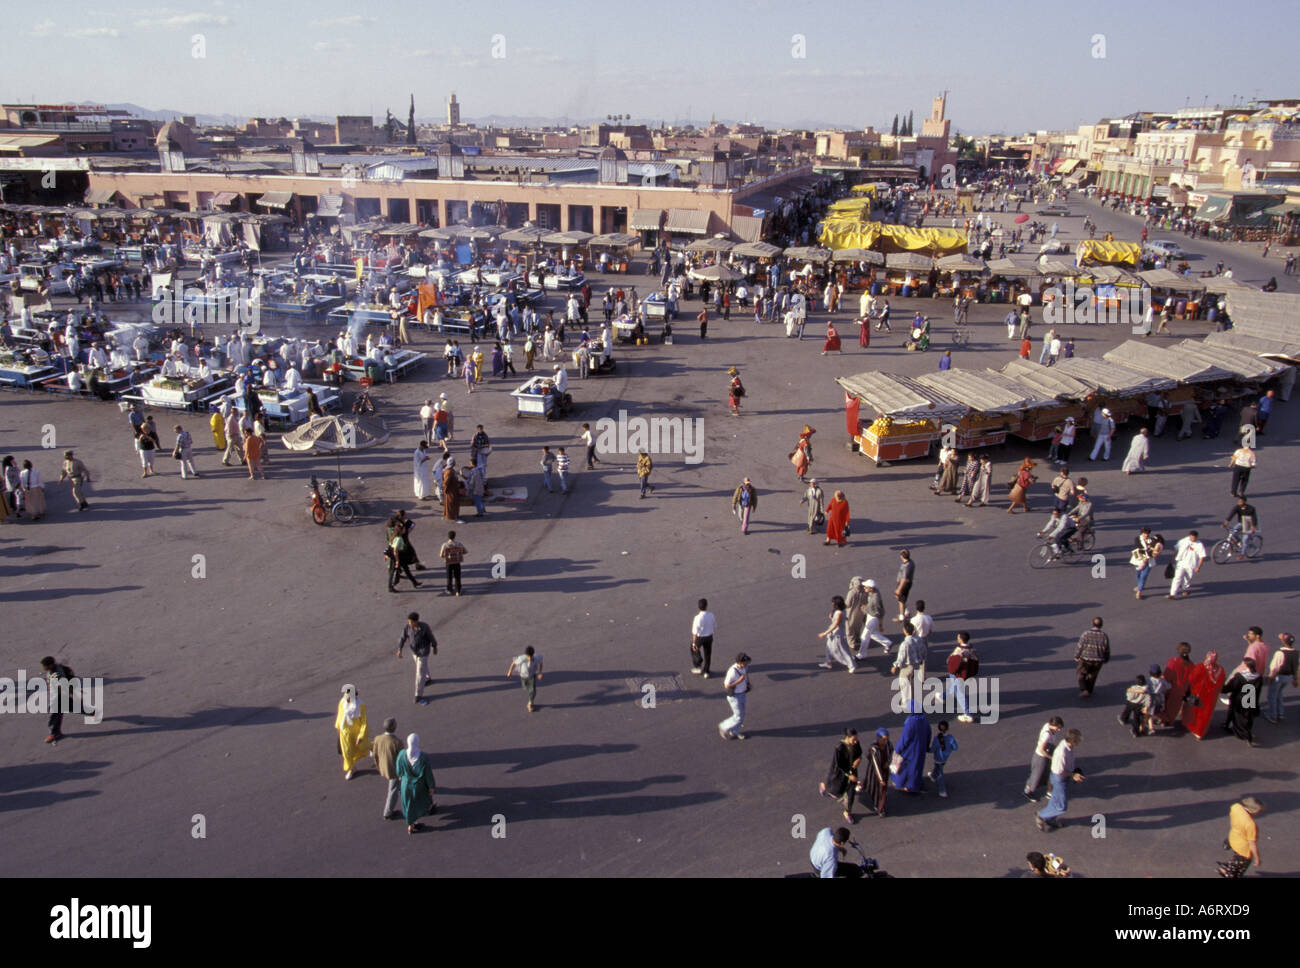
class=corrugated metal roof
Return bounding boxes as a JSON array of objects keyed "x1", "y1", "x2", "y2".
[
  {"x1": 914, "y1": 368, "x2": 1031, "y2": 414},
  {"x1": 1138, "y1": 268, "x2": 1202, "y2": 289},
  {"x1": 1172, "y1": 340, "x2": 1285, "y2": 382},
  {"x1": 986, "y1": 257, "x2": 1041, "y2": 278},
  {"x1": 1103, "y1": 340, "x2": 1231, "y2": 383},
  {"x1": 980, "y1": 368, "x2": 1063, "y2": 409},
  {"x1": 1052, "y1": 356, "x2": 1176, "y2": 394},
  {"x1": 664, "y1": 208, "x2": 711, "y2": 234},
  {"x1": 1203, "y1": 329, "x2": 1300, "y2": 361},
  {"x1": 935, "y1": 253, "x2": 986, "y2": 272},
  {"x1": 885, "y1": 252, "x2": 935, "y2": 270},
  {"x1": 628, "y1": 209, "x2": 663, "y2": 231},
  {"x1": 836, "y1": 372, "x2": 966, "y2": 420},
  {"x1": 999, "y1": 358, "x2": 1095, "y2": 401},
  {"x1": 1226, "y1": 290, "x2": 1300, "y2": 345},
  {"x1": 1201, "y1": 276, "x2": 1253, "y2": 294}
]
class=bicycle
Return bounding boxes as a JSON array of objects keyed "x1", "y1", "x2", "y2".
[
  {"x1": 1028, "y1": 529, "x2": 1096, "y2": 569},
  {"x1": 307, "y1": 474, "x2": 356, "y2": 525},
  {"x1": 1211, "y1": 525, "x2": 1262, "y2": 564}
]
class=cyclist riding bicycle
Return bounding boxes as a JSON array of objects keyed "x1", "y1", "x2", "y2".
[
  {"x1": 1054, "y1": 489, "x2": 1094, "y2": 553},
  {"x1": 1223, "y1": 497, "x2": 1259, "y2": 540}
]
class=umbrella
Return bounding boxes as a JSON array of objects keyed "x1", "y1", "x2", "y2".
[
  {"x1": 1014, "y1": 214, "x2": 1030, "y2": 224},
  {"x1": 281, "y1": 414, "x2": 390, "y2": 453},
  {"x1": 691, "y1": 264, "x2": 743, "y2": 282},
  {"x1": 686, "y1": 237, "x2": 735, "y2": 254},
  {"x1": 831, "y1": 247, "x2": 884, "y2": 265},
  {"x1": 783, "y1": 246, "x2": 832, "y2": 263}
]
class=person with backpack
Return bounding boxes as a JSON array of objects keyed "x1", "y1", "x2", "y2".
[
  {"x1": 731, "y1": 477, "x2": 757, "y2": 534},
  {"x1": 439, "y1": 530, "x2": 467, "y2": 597},
  {"x1": 945, "y1": 632, "x2": 979, "y2": 723}
]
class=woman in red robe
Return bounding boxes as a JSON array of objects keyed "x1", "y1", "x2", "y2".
[
  {"x1": 1184, "y1": 650, "x2": 1226, "y2": 740},
  {"x1": 822, "y1": 323, "x2": 842, "y2": 355},
  {"x1": 790, "y1": 426, "x2": 815, "y2": 482},
  {"x1": 1161, "y1": 642, "x2": 1195, "y2": 726},
  {"x1": 824, "y1": 489, "x2": 851, "y2": 546},
  {"x1": 857, "y1": 316, "x2": 871, "y2": 349}
]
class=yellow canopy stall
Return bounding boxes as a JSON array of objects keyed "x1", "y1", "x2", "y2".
[
  {"x1": 850, "y1": 184, "x2": 879, "y2": 198},
  {"x1": 1075, "y1": 239, "x2": 1141, "y2": 267},
  {"x1": 819, "y1": 219, "x2": 967, "y2": 255}
]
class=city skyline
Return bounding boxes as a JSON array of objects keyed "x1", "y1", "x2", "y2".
[{"x1": 4, "y1": 0, "x2": 1296, "y2": 136}]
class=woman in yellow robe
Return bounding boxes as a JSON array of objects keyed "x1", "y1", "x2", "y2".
[
  {"x1": 210, "y1": 409, "x2": 227, "y2": 451},
  {"x1": 472, "y1": 346, "x2": 485, "y2": 384},
  {"x1": 335, "y1": 683, "x2": 371, "y2": 779}
]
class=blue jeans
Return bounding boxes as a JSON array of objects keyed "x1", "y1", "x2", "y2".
[
  {"x1": 738, "y1": 505, "x2": 751, "y2": 533},
  {"x1": 1038, "y1": 773, "x2": 1068, "y2": 823},
  {"x1": 1135, "y1": 562, "x2": 1152, "y2": 592},
  {"x1": 542, "y1": 468, "x2": 554, "y2": 493},
  {"x1": 1267, "y1": 679, "x2": 1288, "y2": 720},
  {"x1": 471, "y1": 493, "x2": 485, "y2": 515},
  {"x1": 945, "y1": 676, "x2": 970, "y2": 715},
  {"x1": 558, "y1": 470, "x2": 569, "y2": 493},
  {"x1": 720, "y1": 693, "x2": 746, "y2": 736},
  {"x1": 930, "y1": 759, "x2": 948, "y2": 796}
]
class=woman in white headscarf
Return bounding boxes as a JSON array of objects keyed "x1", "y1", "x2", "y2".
[
  {"x1": 334, "y1": 684, "x2": 371, "y2": 780},
  {"x1": 413, "y1": 441, "x2": 433, "y2": 500},
  {"x1": 396, "y1": 733, "x2": 436, "y2": 834}
]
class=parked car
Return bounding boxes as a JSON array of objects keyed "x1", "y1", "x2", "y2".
[{"x1": 1144, "y1": 240, "x2": 1185, "y2": 260}]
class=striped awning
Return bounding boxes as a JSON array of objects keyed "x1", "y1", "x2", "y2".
[
  {"x1": 664, "y1": 208, "x2": 711, "y2": 234},
  {"x1": 628, "y1": 208, "x2": 664, "y2": 231},
  {"x1": 730, "y1": 214, "x2": 764, "y2": 242},
  {"x1": 211, "y1": 191, "x2": 238, "y2": 207},
  {"x1": 317, "y1": 194, "x2": 343, "y2": 216},
  {"x1": 84, "y1": 188, "x2": 119, "y2": 205}
]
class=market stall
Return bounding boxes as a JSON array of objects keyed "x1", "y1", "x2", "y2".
[
  {"x1": 995, "y1": 358, "x2": 1093, "y2": 440},
  {"x1": 1050, "y1": 356, "x2": 1176, "y2": 424},
  {"x1": 511, "y1": 374, "x2": 572, "y2": 419},
  {"x1": 209, "y1": 382, "x2": 339, "y2": 427},
  {"x1": 134, "y1": 372, "x2": 233, "y2": 411},
  {"x1": 0, "y1": 348, "x2": 60, "y2": 388},
  {"x1": 339, "y1": 349, "x2": 427, "y2": 383},
  {"x1": 913, "y1": 368, "x2": 1029, "y2": 448},
  {"x1": 1103, "y1": 340, "x2": 1234, "y2": 386},
  {"x1": 836, "y1": 372, "x2": 964, "y2": 465},
  {"x1": 588, "y1": 232, "x2": 640, "y2": 273}
]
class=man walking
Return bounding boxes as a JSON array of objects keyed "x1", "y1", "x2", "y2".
[
  {"x1": 439, "y1": 530, "x2": 467, "y2": 597},
  {"x1": 731, "y1": 477, "x2": 757, "y2": 534},
  {"x1": 891, "y1": 621, "x2": 927, "y2": 709},
  {"x1": 395, "y1": 612, "x2": 437, "y2": 704},
  {"x1": 579, "y1": 423, "x2": 601, "y2": 470},
  {"x1": 506, "y1": 646, "x2": 543, "y2": 713},
  {"x1": 1023, "y1": 716, "x2": 1065, "y2": 801},
  {"x1": 1228, "y1": 442, "x2": 1256, "y2": 498},
  {"x1": 370, "y1": 718, "x2": 404, "y2": 819},
  {"x1": 636, "y1": 450, "x2": 654, "y2": 498},
  {"x1": 691, "y1": 598, "x2": 716, "y2": 678},
  {"x1": 57, "y1": 450, "x2": 91, "y2": 511},
  {"x1": 800, "y1": 478, "x2": 825, "y2": 534},
  {"x1": 945, "y1": 632, "x2": 978, "y2": 723},
  {"x1": 1168, "y1": 530, "x2": 1207, "y2": 598},
  {"x1": 1036, "y1": 729, "x2": 1084, "y2": 831},
  {"x1": 1074, "y1": 616, "x2": 1110, "y2": 698},
  {"x1": 1089, "y1": 408, "x2": 1115, "y2": 461},
  {"x1": 894, "y1": 549, "x2": 915, "y2": 623},
  {"x1": 719, "y1": 652, "x2": 751, "y2": 740},
  {"x1": 855, "y1": 579, "x2": 893, "y2": 656}
]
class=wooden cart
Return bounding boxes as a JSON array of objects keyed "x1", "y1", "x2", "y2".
[{"x1": 855, "y1": 425, "x2": 939, "y2": 464}]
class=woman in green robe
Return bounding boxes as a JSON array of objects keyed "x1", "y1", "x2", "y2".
[{"x1": 396, "y1": 733, "x2": 436, "y2": 834}]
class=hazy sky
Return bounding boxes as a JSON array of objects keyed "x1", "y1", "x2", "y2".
[{"x1": 6, "y1": 0, "x2": 1296, "y2": 134}]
